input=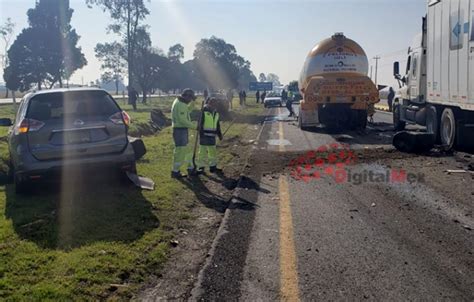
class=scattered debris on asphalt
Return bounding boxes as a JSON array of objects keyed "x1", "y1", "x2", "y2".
[{"x1": 392, "y1": 131, "x2": 435, "y2": 153}]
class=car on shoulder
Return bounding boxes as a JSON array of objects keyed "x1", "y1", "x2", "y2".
[
  {"x1": 7, "y1": 88, "x2": 135, "y2": 193},
  {"x1": 263, "y1": 92, "x2": 283, "y2": 108}
]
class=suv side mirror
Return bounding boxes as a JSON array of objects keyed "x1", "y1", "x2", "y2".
[
  {"x1": 0, "y1": 118, "x2": 13, "y2": 127},
  {"x1": 393, "y1": 62, "x2": 400, "y2": 76}
]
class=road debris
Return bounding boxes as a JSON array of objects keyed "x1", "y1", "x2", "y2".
[
  {"x1": 126, "y1": 172, "x2": 155, "y2": 190},
  {"x1": 393, "y1": 131, "x2": 435, "y2": 153}
]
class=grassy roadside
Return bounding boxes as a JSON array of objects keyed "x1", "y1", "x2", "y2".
[{"x1": 0, "y1": 97, "x2": 263, "y2": 300}]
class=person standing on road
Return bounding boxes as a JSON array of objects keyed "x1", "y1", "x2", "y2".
[
  {"x1": 261, "y1": 91, "x2": 267, "y2": 104},
  {"x1": 282, "y1": 89, "x2": 288, "y2": 103},
  {"x1": 128, "y1": 86, "x2": 139, "y2": 111},
  {"x1": 256, "y1": 90, "x2": 260, "y2": 104},
  {"x1": 197, "y1": 97, "x2": 223, "y2": 174},
  {"x1": 387, "y1": 87, "x2": 395, "y2": 112},
  {"x1": 284, "y1": 90, "x2": 295, "y2": 117},
  {"x1": 171, "y1": 89, "x2": 197, "y2": 179},
  {"x1": 242, "y1": 90, "x2": 247, "y2": 107}
]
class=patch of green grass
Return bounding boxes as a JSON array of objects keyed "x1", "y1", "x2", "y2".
[{"x1": 0, "y1": 97, "x2": 264, "y2": 300}]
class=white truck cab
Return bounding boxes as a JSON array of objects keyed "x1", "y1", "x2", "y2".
[{"x1": 393, "y1": 0, "x2": 474, "y2": 150}]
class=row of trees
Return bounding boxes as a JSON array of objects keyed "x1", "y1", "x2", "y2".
[{"x1": 2, "y1": 0, "x2": 263, "y2": 101}]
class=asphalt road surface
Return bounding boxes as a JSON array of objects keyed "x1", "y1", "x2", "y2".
[{"x1": 193, "y1": 106, "x2": 474, "y2": 301}]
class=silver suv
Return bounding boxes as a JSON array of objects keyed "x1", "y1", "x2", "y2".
[{"x1": 8, "y1": 88, "x2": 136, "y2": 193}]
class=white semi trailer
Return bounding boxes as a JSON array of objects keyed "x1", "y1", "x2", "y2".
[{"x1": 393, "y1": 0, "x2": 474, "y2": 150}]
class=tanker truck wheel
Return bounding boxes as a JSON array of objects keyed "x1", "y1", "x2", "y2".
[
  {"x1": 357, "y1": 110, "x2": 367, "y2": 130},
  {"x1": 350, "y1": 110, "x2": 367, "y2": 130}
]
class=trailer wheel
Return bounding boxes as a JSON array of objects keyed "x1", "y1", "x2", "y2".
[
  {"x1": 357, "y1": 110, "x2": 367, "y2": 130},
  {"x1": 440, "y1": 108, "x2": 456, "y2": 150},
  {"x1": 425, "y1": 105, "x2": 440, "y2": 143},
  {"x1": 393, "y1": 103, "x2": 406, "y2": 131}
]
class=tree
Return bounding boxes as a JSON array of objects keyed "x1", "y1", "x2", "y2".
[
  {"x1": 0, "y1": 18, "x2": 15, "y2": 97},
  {"x1": 132, "y1": 28, "x2": 171, "y2": 103},
  {"x1": 193, "y1": 36, "x2": 251, "y2": 91},
  {"x1": 168, "y1": 43, "x2": 184, "y2": 63},
  {"x1": 266, "y1": 73, "x2": 281, "y2": 86},
  {"x1": 4, "y1": 0, "x2": 86, "y2": 91},
  {"x1": 95, "y1": 42, "x2": 126, "y2": 95},
  {"x1": 86, "y1": 0, "x2": 149, "y2": 89},
  {"x1": 238, "y1": 68, "x2": 257, "y2": 90},
  {"x1": 259, "y1": 73, "x2": 266, "y2": 82},
  {"x1": 288, "y1": 80, "x2": 299, "y2": 92}
]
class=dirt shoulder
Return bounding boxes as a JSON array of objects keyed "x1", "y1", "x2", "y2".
[{"x1": 137, "y1": 105, "x2": 265, "y2": 301}]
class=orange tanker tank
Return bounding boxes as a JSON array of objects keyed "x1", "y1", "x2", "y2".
[{"x1": 297, "y1": 33, "x2": 379, "y2": 130}]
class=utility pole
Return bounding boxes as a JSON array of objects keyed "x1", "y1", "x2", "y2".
[
  {"x1": 373, "y1": 56, "x2": 381, "y2": 86},
  {"x1": 370, "y1": 66, "x2": 373, "y2": 80}
]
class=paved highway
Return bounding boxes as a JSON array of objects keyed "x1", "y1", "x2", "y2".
[{"x1": 193, "y1": 107, "x2": 474, "y2": 301}]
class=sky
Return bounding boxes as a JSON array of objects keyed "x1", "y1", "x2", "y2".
[{"x1": 0, "y1": 0, "x2": 427, "y2": 89}]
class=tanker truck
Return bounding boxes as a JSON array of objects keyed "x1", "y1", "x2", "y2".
[{"x1": 298, "y1": 33, "x2": 379, "y2": 130}]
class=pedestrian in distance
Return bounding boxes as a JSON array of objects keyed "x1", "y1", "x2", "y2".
[
  {"x1": 242, "y1": 90, "x2": 247, "y2": 107},
  {"x1": 227, "y1": 89, "x2": 234, "y2": 110},
  {"x1": 256, "y1": 90, "x2": 260, "y2": 104},
  {"x1": 128, "y1": 86, "x2": 139, "y2": 111},
  {"x1": 171, "y1": 89, "x2": 197, "y2": 179},
  {"x1": 261, "y1": 91, "x2": 267, "y2": 104},
  {"x1": 387, "y1": 87, "x2": 395, "y2": 112},
  {"x1": 197, "y1": 97, "x2": 223, "y2": 174},
  {"x1": 285, "y1": 94, "x2": 295, "y2": 118}
]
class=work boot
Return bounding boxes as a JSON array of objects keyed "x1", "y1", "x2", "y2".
[
  {"x1": 171, "y1": 171, "x2": 185, "y2": 179},
  {"x1": 209, "y1": 166, "x2": 223, "y2": 174},
  {"x1": 187, "y1": 169, "x2": 203, "y2": 177}
]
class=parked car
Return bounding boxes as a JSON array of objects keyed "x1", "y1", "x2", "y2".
[
  {"x1": 7, "y1": 88, "x2": 135, "y2": 193},
  {"x1": 263, "y1": 92, "x2": 283, "y2": 108}
]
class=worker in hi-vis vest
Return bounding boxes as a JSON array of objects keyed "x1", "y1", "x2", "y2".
[
  {"x1": 197, "y1": 97, "x2": 223, "y2": 173},
  {"x1": 171, "y1": 89, "x2": 197, "y2": 179}
]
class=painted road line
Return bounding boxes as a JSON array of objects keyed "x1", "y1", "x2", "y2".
[
  {"x1": 277, "y1": 109, "x2": 300, "y2": 301},
  {"x1": 278, "y1": 108, "x2": 285, "y2": 153},
  {"x1": 279, "y1": 176, "x2": 300, "y2": 301}
]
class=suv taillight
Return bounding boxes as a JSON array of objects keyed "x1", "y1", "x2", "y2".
[
  {"x1": 15, "y1": 118, "x2": 45, "y2": 135},
  {"x1": 110, "y1": 111, "x2": 131, "y2": 126}
]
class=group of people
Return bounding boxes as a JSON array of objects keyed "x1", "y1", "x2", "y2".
[
  {"x1": 255, "y1": 90, "x2": 266, "y2": 104},
  {"x1": 171, "y1": 89, "x2": 223, "y2": 179}
]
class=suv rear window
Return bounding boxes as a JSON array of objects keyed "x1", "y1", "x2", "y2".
[{"x1": 26, "y1": 91, "x2": 120, "y2": 121}]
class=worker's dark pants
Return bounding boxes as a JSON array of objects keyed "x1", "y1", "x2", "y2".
[
  {"x1": 287, "y1": 102, "x2": 295, "y2": 116},
  {"x1": 129, "y1": 99, "x2": 137, "y2": 111},
  {"x1": 388, "y1": 99, "x2": 393, "y2": 112}
]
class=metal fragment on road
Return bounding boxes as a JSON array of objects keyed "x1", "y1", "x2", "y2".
[{"x1": 126, "y1": 172, "x2": 155, "y2": 190}]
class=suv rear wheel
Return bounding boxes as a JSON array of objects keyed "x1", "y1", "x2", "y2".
[{"x1": 14, "y1": 173, "x2": 30, "y2": 194}]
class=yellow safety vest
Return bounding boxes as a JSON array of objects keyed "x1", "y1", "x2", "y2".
[{"x1": 202, "y1": 111, "x2": 219, "y2": 137}]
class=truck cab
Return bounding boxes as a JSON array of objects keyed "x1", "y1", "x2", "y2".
[
  {"x1": 393, "y1": 21, "x2": 429, "y2": 131},
  {"x1": 393, "y1": 1, "x2": 474, "y2": 151}
]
